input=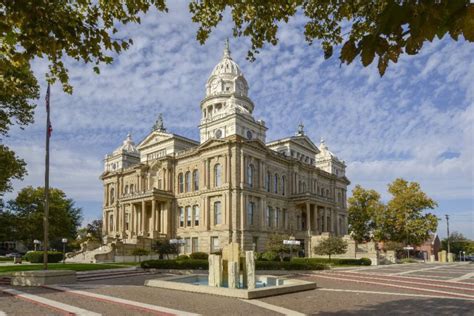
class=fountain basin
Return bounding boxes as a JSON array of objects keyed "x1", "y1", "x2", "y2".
[{"x1": 145, "y1": 274, "x2": 316, "y2": 299}]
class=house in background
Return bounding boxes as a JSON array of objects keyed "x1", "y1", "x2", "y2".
[{"x1": 416, "y1": 233, "x2": 441, "y2": 261}]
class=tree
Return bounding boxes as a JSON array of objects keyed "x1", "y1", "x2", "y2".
[
  {"x1": 348, "y1": 185, "x2": 385, "y2": 243},
  {"x1": 265, "y1": 233, "x2": 299, "y2": 261},
  {"x1": 152, "y1": 238, "x2": 180, "y2": 259},
  {"x1": 5, "y1": 186, "x2": 82, "y2": 250},
  {"x1": 313, "y1": 236, "x2": 348, "y2": 261},
  {"x1": 441, "y1": 232, "x2": 472, "y2": 257},
  {"x1": 377, "y1": 178, "x2": 438, "y2": 246},
  {"x1": 85, "y1": 219, "x2": 103, "y2": 241},
  {"x1": 132, "y1": 248, "x2": 150, "y2": 262},
  {"x1": 190, "y1": 0, "x2": 474, "y2": 75},
  {"x1": 0, "y1": 145, "x2": 27, "y2": 200}
]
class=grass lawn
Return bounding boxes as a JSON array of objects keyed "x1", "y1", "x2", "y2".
[
  {"x1": 0, "y1": 258, "x2": 13, "y2": 262},
  {"x1": 0, "y1": 263, "x2": 132, "y2": 275}
]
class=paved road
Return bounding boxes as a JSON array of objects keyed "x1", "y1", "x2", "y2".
[{"x1": 0, "y1": 262, "x2": 472, "y2": 315}]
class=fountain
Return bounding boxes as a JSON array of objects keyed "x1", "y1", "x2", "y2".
[{"x1": 145, "y1": 243, "x2": 316, "y2": 299}]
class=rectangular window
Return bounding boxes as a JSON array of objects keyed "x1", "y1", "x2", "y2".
[
  {"x1": 185, "y1": 238, "x2": 191, "y2": 253},
  {"x1": 247, "y1": 201, "x2": 255, "y2": 226},
  {"x1": 252, "y1": 236, "x2": 258, "y2": 251},
  {"x1": 194, "y1": 205, "x2": 200, "y2": 226},
  {"x1": 193, "y1": 170, "x2": 199, "y2": 191},
  {"x1": 275, "y1": 208, "x2": 280, "y2": 228},
  {"x1": 186, "y1": 206, "x2": 192, "y2": 227},
  {"x1": 283, "y1": 209, "x2": 288, "y2": 229},
  {"x1": 214, "y1": 201, "x2": 222, "y2": 225},
  {"x1": 266, "y1": 206, "x2": 271, "y2": 227},
  {"x1": 179, "y1": 207, "x2": 184, "y2": 227},
  {"x1": 211, "y1": 236, "x2": 220, "y2": 253},
  {"x1": 192, "y1": 237, "x2": 199, "y2": 253},
  {"x1": 125, "y1": 213, "x2": 129, "y2": 231}
]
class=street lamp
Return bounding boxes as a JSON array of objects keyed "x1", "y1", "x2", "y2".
[
  {"x1": 61, "y1": 238, "x2": 68, "y2": 264},
  {"x1": 33, "y1": 240, "x2": 41, "y2": 251},
  {"x1": 283, "y1": 235, "x2": 300, "y2": 259}
]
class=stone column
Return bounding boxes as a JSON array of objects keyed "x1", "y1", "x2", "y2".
[
  {"x1": 141, "y1": 201, "x2": 146, "y2": 236},
  {"x1": 245, "y1": 251, "x2": 256, "y2": 289},
  {"x1": 228, "y1": 261, "x2": 239, "y2": 289},
  {"x1": 208, "y1": 254, "x2": 222, "y2": 287},
  {"x1": 151, "y1": 200, "x2": 156, "y2": 236},
  {"x1": 306, "y1": 202, "x2": 311, "y2": 232}
]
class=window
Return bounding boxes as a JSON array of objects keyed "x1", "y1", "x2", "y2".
[
  {"x1": 247, "y1": 201, "x2": 255, "y2": 226},
  {"x1": 185, "y1": 238, "x2": 191, "y2": 253},
  {"x1": 252, "y1": 237, "x2": 258, "y2": 251},
  {"x1": 109, "y1": 214, "x2": 114, "y2": 231},
  {"x1": 274, "y1": 174, "x2": 279, "y2": 194},
  {"x1": 302, "y1": 182, "x2": 306, "y2": 192},
  {"x1": 266, "y1": 206, "x2": 271, "y2": 227},
  {"x1": 326, "y1": 189, "x2": 329, "y2": 197},
  {"x1": 275, "y1": 208, "x2": 280, "y2": 228},
  {"x1": 214, "y1": 201, "x2": 222, "y2": 225},
  {"x1": 193, "y1": 170, "x2": 199, "y2": 191},
  {"x1": 110, "y1": 188, "x2": 115, "y2": 204},
  {"x1": 193, "y1": 205, "x2": 200, "y2": 226},
  {"x1": 282, "y1": 176, "x2": 286, "y2": 196},
  {"x1": 179, "y1": 207, "x2": 184, "y2": 227},
  {"x1": 124, "y1": 185, "x2": 129, "y2": 194},
  {"x1": 269, "y1": 207, "x2": 275, "y2": 228},
  {"x1": 214, "y1": 164, "x2": 222, "y2": 187},
  {"x1": 130, "y1": 184, "x2": 134, "y2": 193},
  {"x1": 296, "y1": 215, "x2": 301, "y2": 230},
  {"x1": 185, "y1": 171, "x2": 191, "y2": 192},
  {"x1": 125, "y1": 213, "x2": 129, "y2": 231},
  {"x1": 186, "y1": 206, "x2": 192, "y2": 226},
  {"x1": 192, "y1": 237, "x2": 199, "y2": 253},
  {"x1": 298, "y1": 181, "x2": 302, "y2": 193},
  {"x1": 302, "y1": 212, "x2": 307, "y2": 230},
  {"x1": 178, "y1": 173, "x2": 184, "y2": 193},
  {"x1": 211, "y1": 236, "x2": 220, "y2": 253},
  {"x1": 266, "y1": 172, "x2": 271, "y2": 192},
  {"x1": 247, "y1": 164, "x2": 254, "y2": 187},
  {"x1": 283, "y1": 209, "x2": 288, "y2": 229}
]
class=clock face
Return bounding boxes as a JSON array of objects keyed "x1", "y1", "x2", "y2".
[
  {"x1": 215, "y1": 129, "x2": 223, "y2": 139},
  {"x1": 246, "y1": 130, "x2": 253, "y2": 140}
]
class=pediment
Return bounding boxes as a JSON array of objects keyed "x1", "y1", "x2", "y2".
[
  {"x1": 292, "y1": 136, "x2": 320, "y2": 154},
  {"x1": 137, "y1": 131, "x2": 173, "y2": 150}
]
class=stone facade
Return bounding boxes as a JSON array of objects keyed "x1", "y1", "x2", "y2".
[{"x1": 101, "y1": 42, "x2": 350, "y2": 256}]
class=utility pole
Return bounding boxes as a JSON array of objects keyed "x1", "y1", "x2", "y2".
[
  {"x1": 43, "y1": 84, "x2": 51, "y2": 270},
  {"x1": 445, "y1": 214, "x2": 450, "y2": 255}
]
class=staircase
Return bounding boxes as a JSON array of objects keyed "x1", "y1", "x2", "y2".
[
  {"x1": 77, "y1": 267, "x2": 150, "y2": 282},
  {"x1": 66, "y1": 245, "x2": 114, "y2": 263},
  {"x1": 0, "y1": 276, "x2": 11, "y2": 286}
]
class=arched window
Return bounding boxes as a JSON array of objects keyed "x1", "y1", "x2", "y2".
[
  {"x1": 185, "y1": 171, "x2": 191, "y2": 192},
  {"x1": 266, "y1": 172, "x2": 271, "y2": 192},
  {"x1": 110, "y1": 188, "x2": 115, "y2": 204},
  {"x1": 193, "y1": 205, "x2": 200, "y2": 226},
  {"x1": 247, "y1": 164, "x2": 254, "y2": 187},
  {"x1": 282, "y1": 176, "x2": 286, "y2": 196},
  {"x1": 274, "y1": 174, "x2": 279, "y2": 194},
  {"x1": 214, "y1": 201, "x2": 222, "y2": 225},
  {"x1": 193, "y1": 169, "x2": 199, "y2": 191},
  {"x1": 124, "y1": 185, "x2": 129, "y2": 194},
  {"x1": 214, "y1": 164, "x2": 222, "y2": 187},
  {"x1": 178, "y1": 173, "x2": 184, "y2": 193},
  {"x1": 247, "y1": 201, "x2": 255, "y2": 225}
]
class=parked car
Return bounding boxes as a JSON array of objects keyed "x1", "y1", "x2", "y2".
[
  {"x1": 5, "y1": 252, "x2": 22, "y2": 258},
  {"x1": 466, "y1": 255, "x2": 474, "y2": 262}
]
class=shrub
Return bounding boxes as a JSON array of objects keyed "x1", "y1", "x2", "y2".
[
  {"x1": 177, "y1": 254, "x2": 189, "y2": 260},
  {"x1": 24, "y1": 251, "x2": 64, "y2": 263},
  {"x1": 261, "y1": 251, "x2": 279, "y2": 262},
  {"x1": 141, "y1": 259, "x2": 208, "y2": 270},
  {"x1": 256, "y1": 260, "x2": 328, "y2": 271},
  {"x1": 132, "y1": 248, "x2": 150, "y2": 256},
  {"x1": 292, "y1": 257, "x2": 371, "y2": 266},
  {"x1": 189, "y1": 252, "x2": 208, "y2": 260},
  {"x1": 399, "y1": 258, "x2": 418, "y2": 264}
]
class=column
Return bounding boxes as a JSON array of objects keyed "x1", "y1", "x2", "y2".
[
  {"x1": 141, "y1": 201, "x2": 146, "y2": 236},
  {"x1": 131, "y1": 204, "x2": 136, "y2": 236},
  {"x1": 202, "y1": 160, "x2": 207, "y2": 188},
  {"x1": 120, "y1": 204, "x2": 125, "y2": 234},
  {"x1": 306, "y1": 202, "x2": 311, "y2": 232},
  {"x1": 240, "y1": 152, "x2": 245, "y2": 187},
  {"x1": 324, "y1": 208, "x2": 328, "y2": 232},
  {"x1": 151, "y1": 200, "x2": 156, "y2": 236}
]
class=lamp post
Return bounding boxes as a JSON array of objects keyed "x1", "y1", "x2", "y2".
[
  {"x1": 33, "y1": 240, "x2": 41, "y2": 251},
  {"x1": 61, "y1": 238, "x2": 68, "y2": 264},
  {"x1": 283, "y1": 235, "x2": 300, "y2": 259}
]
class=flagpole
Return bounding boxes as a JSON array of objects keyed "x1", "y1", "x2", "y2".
[{"x1": 43, "y1": 83, "x2": 51, "y2": 270}]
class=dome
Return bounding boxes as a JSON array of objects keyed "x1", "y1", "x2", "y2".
[
  {"x1": 206, "y1": 40, "x2": 249, "y2": 98},
  {"x1": 210, "y1": 42, "x2": 242, "y2": 77},
  {"x1": 113, "y1": 133, "x2": 139, "y2": 156}
]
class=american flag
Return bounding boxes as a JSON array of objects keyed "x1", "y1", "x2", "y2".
[{"x1": 46, "y1": 83, "x2": 52, "y2": 137}]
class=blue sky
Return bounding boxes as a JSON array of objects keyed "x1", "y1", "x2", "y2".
[{"x1": 4, "y1": 3, "x2": 473, "y2": 239}]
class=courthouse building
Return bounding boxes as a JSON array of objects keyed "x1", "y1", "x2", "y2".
[{"x1": 101, "y1": 42, "x2": 350, "y2": 256}]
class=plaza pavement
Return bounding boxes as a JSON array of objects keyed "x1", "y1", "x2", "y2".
[{"x1": 0, "y1": 262, "x2": 472, "y2": 315}]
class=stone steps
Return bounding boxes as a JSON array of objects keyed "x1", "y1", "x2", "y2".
[
  {"x1": 0, "y1": 277, "x2": 11, "y2": 285},
  {"x1": 77, "y1": 268, "x2": 149, "y2": 282}
]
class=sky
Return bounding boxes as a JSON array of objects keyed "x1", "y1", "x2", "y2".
[{"x1": 4, "y1": 2, "x2": 473, "y2": 239}]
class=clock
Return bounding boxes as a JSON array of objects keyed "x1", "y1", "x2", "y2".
[
  {"x1": 246, "y1": 130, "x2": 253, "y2": 140},
  {"x1": 215, "y1": 129, "x2": 223, "y2": 139}
]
